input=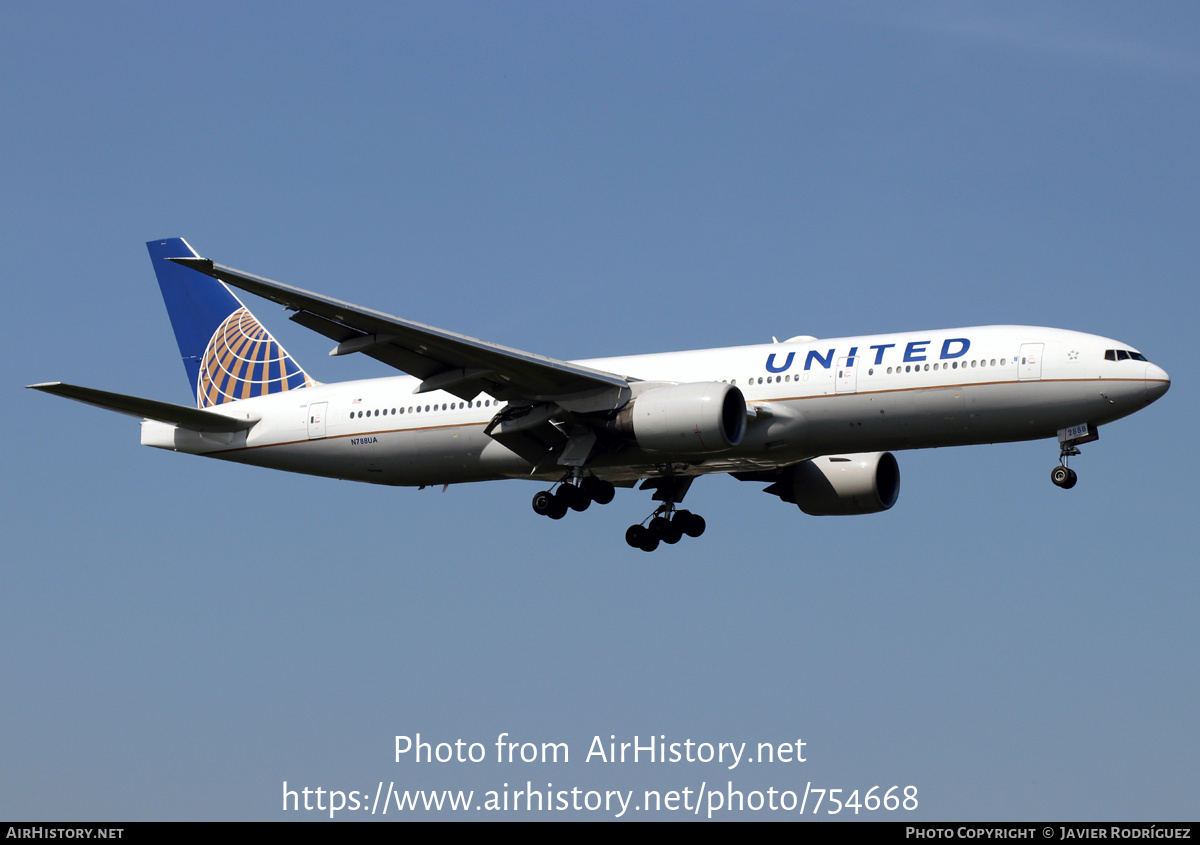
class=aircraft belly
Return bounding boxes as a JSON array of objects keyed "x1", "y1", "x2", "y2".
[
  {"x1": 398, "y1": 426, "x2": 497, "y2": 484},
  {"x1": 211, "y1": 425, "x2": 499, "y2": 486},
  {"x1": 734, "y1": 379, "x2": 1127, "y2": 456},
  {"x1": 958, "y1": 380, "x2": 1125, "y2": 441}
]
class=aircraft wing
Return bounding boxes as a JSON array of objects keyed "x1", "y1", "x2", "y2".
[
  {"x1": 27, "y1": 383, "x2": 257, "y2": 432},
  {"x1": 170, "y1": 256, "x2": 631, "y2": 405}
]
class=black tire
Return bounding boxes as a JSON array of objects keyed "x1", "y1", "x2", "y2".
[
  {"x1": 547, "y1": 494, "x2": 568, "y2": 519},
  {"x1": 584, "y1": 477, "x2": 615, "y2": 505},
  {"x1": 1051, "y1": 466, "x2": 1071, "y2": 488},
  {"x1": 560, "y1": 484, "x2": 590, "y2": 512},
  {"x1": 1062, "y1": 468, "x2": 1078, "y2": 489},
  {"x1": 532, "y1": 490, "x2": 555, "y2": 516},
  {"x1": 661, "y1": 519, "x2": 684, "y2": 545},
  {"x1": 626, "y1": 524, "x2": 658, "y2": 551},
  {"x1": 677, "y1": 510, "x2": 706, "y2": 538}
]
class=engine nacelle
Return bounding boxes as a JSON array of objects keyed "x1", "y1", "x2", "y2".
[
  {"x1": 791, "y1": 452, "x2": 900, "y2": 515},
  {"x1": 611, "y1": 382, "x2": 746, "y2": 455}
]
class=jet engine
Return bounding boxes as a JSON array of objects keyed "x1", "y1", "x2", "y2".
[
  {"x1": 789, "y1": 452, "x2": 900, "y2": 515},
  {"x1": 610, "y1": 382, "x2": 746, "y2": 455}
]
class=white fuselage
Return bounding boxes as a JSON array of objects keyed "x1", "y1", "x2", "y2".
[{"x1": 140, "y1": 325, "x2": 1169, "y2": 486}]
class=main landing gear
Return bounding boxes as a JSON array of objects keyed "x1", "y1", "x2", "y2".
[
  {"x1": 624, "y1": 476, "x2": 706, "y2": 552},
  {"x1": 531, "y1": 471, "x2": 709, "y2": 551},
  {"x1": 625, "y1": 507, "x2": 705, "y2": 552},
  {"x1": 531, "y1": 474, "x2": 616, "y2": 520}
]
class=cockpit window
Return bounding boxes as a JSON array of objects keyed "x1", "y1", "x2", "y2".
[{"x1": 1106, "y1": 349, "x2": 1148, "y2": 362}]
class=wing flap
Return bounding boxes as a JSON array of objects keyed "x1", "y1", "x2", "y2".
[{"x1": 27, "y1": 383, "x2": 258, "y2": 432}]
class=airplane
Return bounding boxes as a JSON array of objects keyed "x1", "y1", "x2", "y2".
[{"x1": 29, "y1": 238, "x2": 1171, "y2": 551}]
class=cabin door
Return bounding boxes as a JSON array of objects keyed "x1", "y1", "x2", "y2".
[
  {"x1": 835, "y1": 356, "x2": 858, "y2": 393},
  {"x1": 307, "y1": 402, "x2": 328, "y2": 439},
  {"x1": 1018, "y1": 344, "x2": 1044, "y2": 381}
]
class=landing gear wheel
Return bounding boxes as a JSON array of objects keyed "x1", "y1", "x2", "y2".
[
  {"x1": 675, "y1": 510, "x2": 706, "y2": 537},
  {"x1": 558, "y1": 484, "x2": 590, "y2": 512},
  {"x1": 1050, "y1": 466, "x2": 1078, "y2": 489},
  {"x1": 650, "y1": 516, "x2": 682, "y2": 545},
  {"x1": 661, "y1": 520, "x2": 683, "y2": 545},
  {"x1": 547, "y1": 493, "x2": 568, "y2": 519},
  {"x1": 532, "y1": 490, "x2": 556, "y2": 516},
  {"x1": 582, "y1": 476, "x2": 615, "y2": 505},
  {"x1": 626, "y1": 524, "x2": 658, "y2": 552}
]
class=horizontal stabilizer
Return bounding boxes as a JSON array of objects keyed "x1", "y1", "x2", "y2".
[{"x1": 27, "y1": 383, "x2": 258, "y2": 432}]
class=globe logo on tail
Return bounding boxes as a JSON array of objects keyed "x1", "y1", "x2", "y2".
[{"x1": 197, "y1": 307, "x2": 313, "y2": 407}]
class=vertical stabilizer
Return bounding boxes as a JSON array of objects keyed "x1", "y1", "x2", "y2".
[{"x1": 147, "y1": 238, "x2": 313, "y2": 408}]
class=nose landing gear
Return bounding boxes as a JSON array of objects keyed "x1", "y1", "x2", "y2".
[
  {"x1": 1051, "y1": 423, "x2": 1098, "y2": 489},
  {"x1": 1051, "y1": 441, "x2": 1081, "y2": 489}
]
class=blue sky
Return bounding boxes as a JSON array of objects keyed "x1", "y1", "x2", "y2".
[{"x1": 3, "y1": 1, "x2": 1196, "y2": 820}]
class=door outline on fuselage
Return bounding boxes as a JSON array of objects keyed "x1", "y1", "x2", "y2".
[
  {"x1": 835, "y1": 356, "x2": 857, "y2": 394},
  {"x1": 307, "y1": 401, "x2": 328, "y2": 439},
  {"x1": 1019, "y1": 343, "x2": 1044, "y2": 381}
]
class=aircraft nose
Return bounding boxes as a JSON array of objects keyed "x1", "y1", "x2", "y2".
[{"x1": 1145, "y1": 364, "x2": 1170, "y2": 403}]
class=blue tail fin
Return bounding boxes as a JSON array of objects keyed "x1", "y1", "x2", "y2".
[{"x1": 147, "y1": 238, "x2": 314, "y2": 408}]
